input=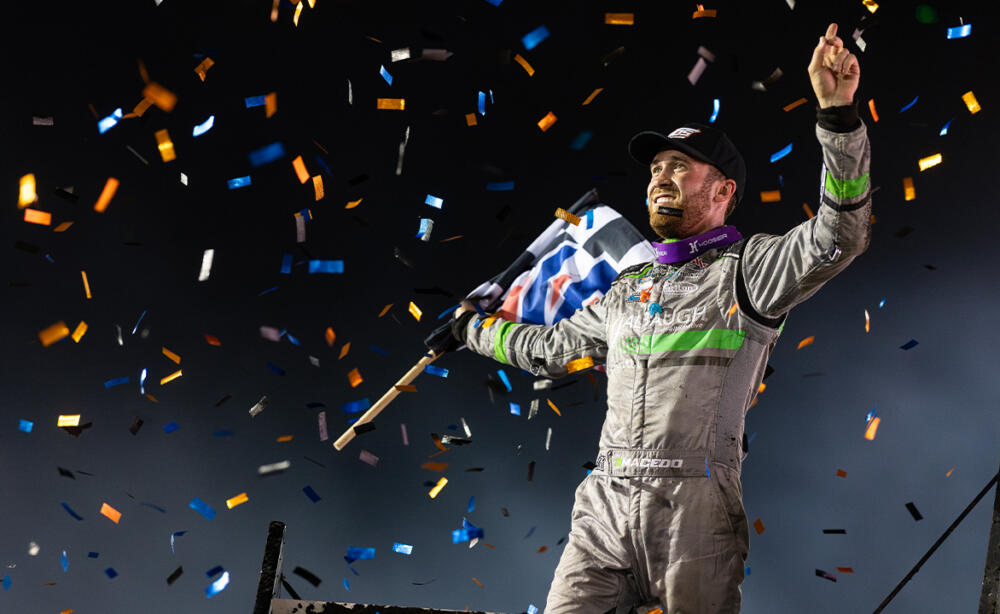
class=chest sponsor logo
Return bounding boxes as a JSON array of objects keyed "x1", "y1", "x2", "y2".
[
  {"x1": 623, "y1": 304, "x2": 708, "y2": 330},
  {"x1": 661, "y1": 281, "x2": 698, "y2": 294},
  {"x1": 613, "y1": 456, "x2": 684, "y2": 469}
]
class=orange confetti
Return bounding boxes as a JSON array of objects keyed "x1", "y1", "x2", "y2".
[
  {"x1": 864, "y1": 309, "x2": 870, "y2": 333},
  {"x1": 547, "y1": 398, "x2": 561, "y2": 416},
  {"x1": 60, "y1": 609, "x2": 74, "y2": 614},
  {"x1": 81, "y1": 270, "x2": 92, "y2": 299},
  {"x1": 537, "y1": 111, "x2": 558, "y2": 132},
  {"x1": 155, "y1": 129, "x2": 176, "y2": 162},
  {"x1": 53, "y1": 221, "x2": 74, "y2": 232},
  {"x1": 513, "y1": 53, "x2": 535, "y2": 76},
  {"x1": 312, "y1": 175, "x2": 324, "y2": 200},
  {"x1": 554, "y1": 207, "x2": 581, "y2": 225},
  {"x1": 292, "y1": 156, "x2": 309, "y2": 183},
  {"x1": 57, "y1": 414, "x2": 80, "y2": 427},
  {"x1": 428, "y1": 477, "x2": 448, "y2": 498},
  {"x1": 566, "y1": 356, "x2": 594, "y2": 373},
  {"x1": 760, "y1": 190, "x2": 781, "y2": 203},
  {"x1": 18, "y1": 173, "x2": 37, "y2": 208},
  {"x1": 226, "y1": 492, "x2": 249, "y2": 509},
  {"x1": 864, "y1": 416, "x2": 880, "y2": 440},
  {"x1": 903, "y1": 177, "x2": 915, "y2": 201},
  {"x1": 24, "y1": 208, "x2": 51, "y2": 226},
  {"x1": 99, "y1": 502, "x2": 122, "y2": 524},
  {"x1": 71, "y1": 321, "x2": 88, "y2": 343},
  {"x1": 537, "y1": 545, "x2": 548, "y2": 553},
  {"x1": 797, "y1": 336, "x2": 815, "y2": 349},
  {"x1": 142, "y1": 82, "x2": 177, "y2": 112},
  {"x1": 162, "y1": 346, "x2": 181, "y2": 364},
  {"x1": 946, "y1": 468, "x2": 954, "y2": 477},
  {"x1": 918, "y1": 153, "x2": 942, "y2": 171},
  {"x1": 339, "y1": 342, "x2": 351, "y2": 359},
  {"x1": 727, "y1": 302, "x2": 738, "y2": 317},
  {"x1": 325, "y1": 327, "x2": 336, "y2": 347},
  {"x1": 758, "y1": 383, "x2": 766, "y2": 394},
  {"x1": 692, "y1": 8, "x2": 717, "y2": 18},
  {"x1": 482, "y1": 315, "x2": 499, "y2": 329},
  {"x1": 39, "y1": 321, "x2": 70, "y2": 347},
  {"x1": 204, "y1": 333, "x2": 222, "y2": 346},
  {"x1": 465, "y1": 113, "x2": 478, "y2": 126},
  {"x1": 376, "y1": 98, "x2": 406, "y2": 110},
  {"x1": 582, "y1": 88, "x2": 604, "y2": 106},
  {"x1": 276, "y1": 435, "x2": 294, "y2": 442},
  {"x1": 439, "y1": 235, "x2": 463, "y2": 242},
  {"x1": 604, "y1": 12, "x2": 634, "y2": 25},
  {"x1": 421, "y1": 462, "x2": 449, "y2": 472},
  {"x1": 265, "y1": 92, "x2": 277, "y2": 117},
  {"x1": 867, "y1": 98, "x2": 879, "y2": 122},
  {"x1": 132, "y1": 97, "x2": 155, "y2": 117},
  {"x1": 378, "y1": 304, "x2": 393, "y2": 318},
  {"x1": 160, "y1": 369, "x2": 183, "y2": 385},
  {"x1": 803, "y1": 203, "x2": 815, "y2": 219},
  {"x1": 347, "y1": 368, "x2": 363, "y2": 388},
  {"x1": 962, "y1": 90, "x2": 981, "y2": 114},
  {"x1": 345, "y1": 198, "x2": 363, "y2": 209},
  {"x1": 93, "y1": 177, "x2": 119, "y2": 213},
  {"x1": 193, "y1": 57, "x2": 215, "y2": 81},
  {"x1": 836, "y1": 469, "x2": 847, "y2": 478},
  {"x1": 408, "y1": 301, "x2": 422, "y2": 321},
  {"x1": 394, "y1": 384, "x2": 417, "y2": 392},
  {"x1": 753, "y1": 518, "x2": 765, "y2": 535},
  {"x1": 472, "y1": 577, "x2": 484, "y2": 588},
  {"x1": 783, "y1": 97, "x2": 808, "y2": 112},
  {"x1": 145, "y1": 393, "x2": 159, "y2": 403},
  {"x1": 836, "y1": 567, "x2": 854, "y2": 574}
]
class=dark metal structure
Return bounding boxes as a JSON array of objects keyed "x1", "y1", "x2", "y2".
[{"x1": 981, "y1": 464, "x2": 1000, "y2": 614}]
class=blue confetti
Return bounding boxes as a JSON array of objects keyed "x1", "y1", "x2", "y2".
[
  {"x1": 308, "y1": 260, "x2": 344, "y2": 274},
  {"x1": 879, "y1": 299, "x2": 886, "y2": 308},
  {"x1": 586, "y1": 209, "x2": 594, "y2": 229},
  {"x1": 748, "y1": 431, "x2": 757, "y2": 443},
  {"x1": 163, "y1": 421, "x2": 180, "y2": 434},
  {"x1": 140, "y1": 368, "x2": 147, "y2": 395},
  {"x1": 343, "y1": 578, "x2": 350, "y2": 591},
  {"x1": 61, "y1": 550, "x2": 69, "y2": 572},
  {"x1": 297, "y1": 208, "x2": 312, "y2": 221},
  {"x1": 528, "y1": 606, "x2": 538, "y2": 614},
  {"x1": 866, "y1": 408, "x2": 878, "y2": 423},
  {"x1": 509, "y1": 402, "x2": 521, "y2": 416},
  {"x1": 478, "y1": 91, "x2": 486, "y2": 116},
  {"x1": 745, "y1": 566, "x2": 751, "y2": 576},
  {"x1": 392, "y1": 542, "x2": 413, "y2": 555},
  {"x1": 437, "y1": 303, "x2": 461, "y2": 319},
  {"x1": 899, "y1": 96, "x2": 919, "y2": 113},
  {"x1": 416, "y1": 218, "x2": 433, "y2": 239},
  {"x1": 468, "y1": 496, "x2": 476, "y2": 513},
  {"x1": 424, "y1": 364, "x2": 449, "y2": 378},
  {"x1": 369, "y1": 344, "x2": 390, "y2": 356},
  {"x1": 709, "y1": 98, "x2": 720, "y2": 123},
  {"x1": 286, "y1": 333, "x2": 301, "y2": 346},
  {"x1": 946, "y1": 23, "x2": 971, "y2": 39},
  {"x1": 170, "y1": 531, "x2": 187, "y2": 553},
  {"x1": 206, "y1": 566, "x2": 224, "y2": 578},
  {"x1": 249, "y1": 142, "x2": 286, "y2": 167},
  {"x1": 344, "y1": 547, "x2": 375, "y2": 563},
  {"x1": 258, "y1": 285, "x2": 279, "y2": 296},
  {"x1": 61, "y1": 502, "x2": 84, "y2": 521},
  {"x1": 523, "y1": 526, "x2": 535, "y2": 539},
  {"x1": 280, "y1": 253, "x2": 293, "y2": 274},
  {"x1": 302, "y1": 486, "x2": 321, "y2": 502},
  {"x1": 97, "y1": 108, "x2": 123, "y2": 134},
  {"x1": 649, "y1": 302, "x2": 663, "y2": 315},
  {"x1": 131, "y1": 310, "x2": 147, "y2": 335},
  {"x1": 189, "y1": 497, "x2": 216, "y2": 520},
  {"x1": 496, "y1": 369, "x2": 512, "y2": 392},
  {"x1": 104, "y1": 376, "x2": 129, "y2": 389},
  {"x1": 769, "y1": 143, "x2": 793, "y2": 163},
  {"x1": 227, "y1": 176, "x2": 251, "y2": 189},
  {"x1": 192, "y1": 115, "x2": 215, "y2": 137},
  {"x1": 245, "y1": 95, "x2": 266, "y2": 108},
  {"x1": 266, "y1": 362, "x2": 286, "y2": 376},
  {"x1": 522, "y1": 25, "x2": 550, "y2": 50},
  {"x1": 939, "y1": 118, "x2": 953, "y2": 136},
  {"x1": 705, "y1": 456, "x2": 711, "y2": 477},
  {"x1": 206, "y1": 571, "x2": 229, "y2": 597},
  {"x1": 569, "y1": 131, "x2": 593, "y2": 150},
  {"x1": 451, "y1": 528, "x2": 484, "y2": 543},
  {"x1": 314, "y1": 155, "x2": 333, "y2": 177},
  {"x1": 484, "y1": 0, "x2": 502, "y2": 5},
  {"x1": 141, "y1": 502, "x2": 167, "y2": 513},
  {"x1": 18, "y1": 419, "x2": 33, "y2": 433},
  {"x1": 213, "y1": 429, "x2": 235, "y2": 437},
  {"x1": 88, "y1": 552, "x2": 99, "y2": 558},
  {"x1": 486, "y1": 181, "x2": 514, "y2": 191},
  {"x1": 900, "y1": 339, "x2": 919, "y2": 350},
  {"x1": 379, "y1": 65, "x2": 393, "y2": 85},
  {"x1": 2, "y1": 575, "x2": 10, "y2": 591},
  {"x1": 425, "y1": 194, "x2": 444, "y2": 209},
  {"x1": 105, "y1": 568, "x2": 118, "y2": 579},
  {"x1": 342, "y1": 398, "x2": 371, "y2": 414}
]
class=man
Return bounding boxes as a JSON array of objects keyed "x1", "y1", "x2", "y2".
[{"x1": 451, "y1": 23, "x2": 868, "y2": 613}]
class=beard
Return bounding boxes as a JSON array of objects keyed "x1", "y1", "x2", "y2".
[{"x1": 648, "y1": 180, "x2": 715, "y2": 239}]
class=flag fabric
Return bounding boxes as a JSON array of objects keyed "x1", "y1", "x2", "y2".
[{"x1": 465, "y1": 189, "x2": 655, "y2": 325}]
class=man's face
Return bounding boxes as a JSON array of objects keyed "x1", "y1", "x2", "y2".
[{"x1": 646, "y1": 150, "x2": 728, "y2": 240}]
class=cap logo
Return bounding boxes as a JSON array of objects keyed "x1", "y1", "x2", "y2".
[{"x1": 667, "y1": 127, "x2": 701, "y2": 139}]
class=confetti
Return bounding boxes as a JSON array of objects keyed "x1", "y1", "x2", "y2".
[
  {"x1": 227, "y1": 176, "x2": 251, "y2": 189},
  {"x1": 428, "y1": 477, "x2": 448, "y2": 498},
  {"x1": 94, "y1": 177, "x2": 119, "y2": 212},
  {"x1": 325, "y1": 327, "x2": 336, "y2": 346},
  {"x1": 867, "y1": 98, "x2": 879, "y2": 122},
  {"x1": 225, "y1": 493, "x2": 249, "y2": 509},
  {"x1": 204, "y1": 334, "x2": 221, "y2": 346},
  {"x1": 99, "y1": 502, "x2": 122, "y2": 524},
  {"x1": 192, "y1": 115, "x2": 215, "y2": 137},
  {"x1": 206, "y1": 571, "x2": 230, "y2": 597},
  {"x1": 899, "y1": 95, "x2": 919, "y2": 113},
  {"x1": 167, "y1": 566, "x2": 184, "y2": 585},
  {"x1": 193, "y1": 57, "x2": 214, "y2": 81},
  {"x1": 946, "y1": 23, "x2": 971, "y2": 39},
  {"x1": 554, "y1": 207, "x2": 581, "y2": 225},
  {"x1": 783, "y1": 97, "x2": 808, "y2": 112},
  {"x1": 760, "y1": 190, "x2": 781, "y2": 203},
  {"x1": 163, "y1": 421, "x2": 180, "y2": 434},
  {"x1": 19, "y1": 419, "x2": 33, "y2": 433},
  {"x1": 57, "y1": 414, "x2": 80, "y2": 427},
  {"x1": 836, "y1": 469, "x2": 847, "y2": 478},
  {"x1": 143, "y1": 82, "x2": 177, "y2": 112},
  {"x1": 392, "y1": 542, "x2": 413, "y2": 555},
  {"x1": 408, "y1": 301, "x2": 423, "y2": 321},
  {"x1": 692, "y1": 7, "x2": 717, "y2": 18},
  {"x1": 308, "y1": 260, "x2": 343, "y2": 273},
  {"x1": 537, "y1": 111, "x2": 558, "y2": 132},
  {"x1": 160, "y1": 369, "x2": 183, "y2": 385},
  {"x1": 769, "y1": 143, "x2": 793, "y2": 163},
  {"x1": 496, "y1": 369, "x2": 512, "y2": 391},
  {"x1": 864, "y1": 416, "x2": 881, "y2": 440},
  {"x1": 61, "y1": 502, "x2": 84, "y2": 520},
  {"x1": 863, "y1": 0, "x2": 878, "y2": 12},
  {"x1": 816, "y1": 569, "x2": 837, "y2": 582},
  {"x1": 917, "y1": 153, "x2": 943, "y2": 171},
  {"x1": 258, "y1": 460, "x2": 290, "y2": 475},
  {"x1": 903, "y1": 177, "x2": 915, "y2": 201},
  {"x1": 547, "y1": 398, "x2": 561, "y2": 416},
  {"x1": 188, "y1": 497, "x2": 216, "y2": 520},
  {"x1": 753, "y1": 518, "x2": 765, "y2": 535},
  {"x1": 425, "y1": 194, "x2": 444, "y2": 209},
  {"x1": 154, "y1": 129, "x2": 176, "y2": 162},
  {"x1": 97, "y1": 108, "x2": 123, "y2": 133},
  {"x1": 962, "y1": 90, "x2": 981, "y2": 114},
  {"x1": 513, "y1": 53, "x2": 535, "y2": 76},
  {"x1": 797, "y1": 336, "x2": 815, "y2": 349},
  {"x1": 347, "y1": 368, "x2": 363, "y2": 388},
  {"x1": 249, "y1": 395, "x2": 269, "y2": 417},
  {"x1": 522, "y1": 25, "x2": 550, "y2": 50},
  {"x1": 939, "y1": 119, "x2": 953, "y2": 135},
  {"x1": 864, "y1": 310, "x2": 870, "y2": 333},
  {"x1": 605, "y1": 12, "x2": 634, "y2": 25},
  {"x1": 709, "y1": 98, "x2": 720, "y2": 123},
  {"x1": 291, "y1": 156, "x2": 309, "y2": 183},
  {"x1": 687, "y1": 57, "x2": 708, "y2": 85},
  {"x1": 905, "y1": 501, "x2": 923, "y2": 521},
  {"x1": 900, "y1": 339, "x2": 919, "y2": 350},
  {"x1": 18, "y1": 173, "x2": 37, "y2": 207},
  {"x1": 197, "y1": 249, "x2": 215, "y2": 281},
  {"x1": 425, "y1": 365, "x2": 449, "y2": 378},
  {"x1": 248, "y1": 142, "x2": 286, "y2": 167},
  {"x1": 376, "y1": 98, "x2": 405, "y2": 110},
  {"x1": 339, "y1": 342, "x2": 351, "y2": 359}
]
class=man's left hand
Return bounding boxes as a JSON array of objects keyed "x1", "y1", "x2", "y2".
[{"x1": 808, "y1": 23, "x2": 860, "y2": 108}]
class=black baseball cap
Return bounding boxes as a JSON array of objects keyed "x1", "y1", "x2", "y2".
[{"x1": 628, "y1": 123, "x2": 747, "y2": 204}]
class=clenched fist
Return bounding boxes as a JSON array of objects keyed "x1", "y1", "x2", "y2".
[{"x1": 808, "y1": 23, "x2": 860, "y2": 108}]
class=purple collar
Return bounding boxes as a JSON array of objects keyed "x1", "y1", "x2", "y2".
[{"x1": 651, "y1": 226, "x2": 743, "y2": 264}]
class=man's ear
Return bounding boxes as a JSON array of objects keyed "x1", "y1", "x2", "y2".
[{"x1": 717, "y1": 179, "x2": 736, "y2": 203}]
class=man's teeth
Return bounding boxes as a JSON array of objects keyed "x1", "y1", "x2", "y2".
[{"x1": 654, "y1": 195, "x2": 675, "y2": 203}]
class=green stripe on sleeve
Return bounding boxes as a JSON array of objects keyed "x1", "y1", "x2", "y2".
[
  {"x1": 824, "y1": 171, "x2": 869, "y2": 200},
  {"x1": 620, "y1": 329, "x2": 746, "y2": 355},
  {"x1": 493, "y1": 321, "x2": 519, "y2": 365}
]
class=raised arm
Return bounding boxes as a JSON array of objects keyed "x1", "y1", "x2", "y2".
[{"x1": 740, "y1": 23, "x2": 871, "y2": 321}]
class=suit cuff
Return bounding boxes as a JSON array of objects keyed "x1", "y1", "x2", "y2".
[
  {"x1": 451, "y1": 311, "x2": 477, "y2": 344},
  {"x1": 817, "y1": 102, "x2": 861, "y2": 133}
]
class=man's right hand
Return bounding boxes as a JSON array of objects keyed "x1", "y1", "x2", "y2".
[{"x1": 453, "y1": 300, "x2": 476, "y2": 319}]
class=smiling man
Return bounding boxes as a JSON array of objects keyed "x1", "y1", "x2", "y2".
[{"x1": 451, "y1": 23, "x2": 870, "y2": 613}]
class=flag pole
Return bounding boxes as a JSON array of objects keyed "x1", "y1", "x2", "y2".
[
  {"x1": 980, "y1": 462, "x2": 1000, "y2": 614},
  {"x1": 333, "y1": 351, "x2": 441, "y2": 451}
]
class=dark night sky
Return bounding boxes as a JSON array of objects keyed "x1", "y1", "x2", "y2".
[{"x1": 2, "y1": 0, "x2": 999, "y2": 612}]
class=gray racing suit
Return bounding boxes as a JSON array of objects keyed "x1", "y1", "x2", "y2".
[{"x1": 457, "y1": 111, "x2": 871, "y2": 613}]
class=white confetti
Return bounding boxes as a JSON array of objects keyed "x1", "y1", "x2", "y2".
[
  {"x1": 359, "y1": 449, "x2": 379, "y2": 467},
  {"x1": 180, "y1": 172, "x2": 188, "y2": 185},
  {"x1": 687, "y1": 57, "x2": 708, "y2": 85},
  {"x1": 28, "y1": 542, "x2": 39, "y2": 556},
  {"x1": 533, "y1": 379, "x2": 553, "y2": 390},
  {"x1": 257, "y1": 459, "x2": 290, "y2": 475},
  {"x1": 198, "y1": 248, "x2": 214, "y2": 282},
  {"x1": 32, "y1": 116, "x2": 54, "y2": 126},
  {"x1": 545, "y1": 427, "x2": 552, "y2": 451},
  {"x1": 249, "y1": 395, "x2": 269, "y2": 417},
  {"x1": 391, "y1": 47, "x2": 411, "y2": 62}
]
